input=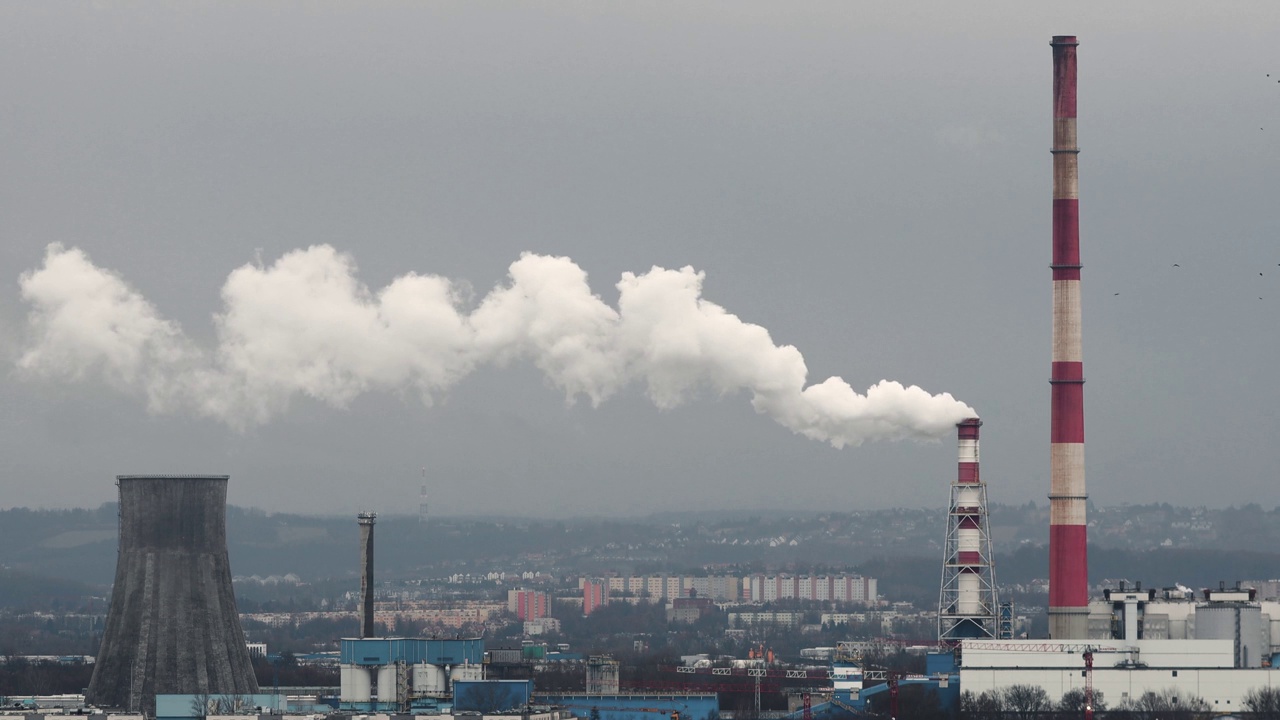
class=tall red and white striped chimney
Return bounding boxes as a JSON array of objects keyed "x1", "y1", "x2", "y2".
[{"x1": 1048, "y1": 35, "x2": 1089, "y2": 639}]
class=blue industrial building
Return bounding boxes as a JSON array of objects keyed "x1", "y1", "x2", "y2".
[
  {"x1": 339, "y1": 637, "x2": 486, "y2": 712},
  {"x1": 340, "y1": 637, "x2": 485, "y2": 666},
  {"x1": 453, "y1": 680, "x2": 535, "y2": 712},
  {"x1": 539, "y1": 693, "x2": 719, "y2": 720}
]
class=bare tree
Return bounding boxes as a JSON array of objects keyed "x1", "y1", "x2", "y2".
[
  {"x1": 1116, "y1": 688, "x2": 1212, "y2": 720},
  {"x1": 1244, "y1": 686, "x2": 1280, "y2": 720},
  {"x1": 1002, "y1": 684, "x2": 1052, "y2": 715},
  {"x1": 959, "y1": 689, "x2": 1002, "y2": 720},
  {"x1": 189, "y1": 692, "x2": 213, "y2": 719},
  {"x1": 1057, "y1": 687, "x2": 1105, "y2": 717},
  {"x1": 214, "y1": 693, "x2": 252, "y2": 714}
]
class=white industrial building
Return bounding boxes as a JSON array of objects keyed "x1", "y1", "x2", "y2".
[{"x1": 958, "y1": 586, "x2": 1280, "y2": 708}]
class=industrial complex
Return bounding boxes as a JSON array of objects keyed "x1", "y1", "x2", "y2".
[{"x1": 7, "y1": 33, "x2": 1280, "y2": 720}]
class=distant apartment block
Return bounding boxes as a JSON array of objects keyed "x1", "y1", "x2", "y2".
[
  {"x1": 729, "y1": 611, "x2": 804, "y2": 629},
  {"x1": 743, "y1": 574, "x2": 877, "y2": 604},
  {"x1": 508, "y1": 589, "x2": 550, "y2": 620},
  {"x1": 374, "y1": 601, "x2": 506, "y2": 631},
  {"x1": 584, "y1": 574, "x2": 875, "y2": 604},
  {"x1": 595, "y1": 575, "x2": 742, "y2": 601},
  {"x1": 583, "y1": 579, "x2": 609, "y2": 616}
]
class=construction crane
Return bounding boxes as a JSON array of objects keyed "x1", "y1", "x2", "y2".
[
  {"x1": 863, "y1": 668, "x2": 907, "y2": 720},
  {"x1": 1083, "y1": 650, "x2": 1094, "y2": 720},
  {"x1": 959, "y1": 642, "x2": 1139, "y2": 720}
]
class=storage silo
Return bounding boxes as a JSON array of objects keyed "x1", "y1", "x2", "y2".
[
  {"x1": 1195, "y1": 586, "x2": 1265, "y2": 668},
  {"x1": 87, "y1": 475, "x2": 259, "y2": 715}
]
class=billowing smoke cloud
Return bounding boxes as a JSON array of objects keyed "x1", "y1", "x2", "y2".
[{"x1": 16, "y1": 243, "x2": 975, "y2": 444}]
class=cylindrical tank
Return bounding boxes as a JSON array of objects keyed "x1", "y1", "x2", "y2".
[
  {"x1": 377, "y1": 665, "x2": 398, "y2": 703},
  {"x1": 1196, "y1": 603, "x2": 1265, "y2": 668},
  {"x1": 87, "y1": 475, "x2": 259, "y2": 715},
  {"x1": 413, "y1": 663, "x2": 447, "y2": 695},
  {"x1": 342, "y1": 666, "x2": 372, "y2": 702}
]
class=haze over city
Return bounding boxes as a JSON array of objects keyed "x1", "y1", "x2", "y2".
[{"x1": 2, "y1": 2, "x2": 1278, "y2": 516}]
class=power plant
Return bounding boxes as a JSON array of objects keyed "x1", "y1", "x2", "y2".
[
  {"x1": 19, "y1": 30, "x2": 1280, "y2": 720},
  {"x1": 86, "y1": 475, "x2": 259, "y2": 716},
  {"x1": 945, "y1": 34, "x2": 1280, "y2": 710}
]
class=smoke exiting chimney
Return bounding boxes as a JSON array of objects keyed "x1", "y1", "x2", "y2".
[
  {"x1": 87, "y1": 476, "x2": 259, "y2": 715},
  {"x1": 939, "y1": 418, "x2": 998, "y2": 640},
  {"x1": 358, "y1": 512, "x2": 376, "y2": 638},
  {"x1": 1048, "y1": 35, "x2": 1090, "y2": 639}
]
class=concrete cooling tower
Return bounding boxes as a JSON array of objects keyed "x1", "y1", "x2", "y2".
[{"x1": 87, "y1": 475, "x2": 259, "y2": 715}]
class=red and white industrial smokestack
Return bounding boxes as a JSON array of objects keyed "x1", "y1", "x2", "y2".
[
  {"x1": 1048, "y1": 35, "x2": 1089, "y2": 639},
  {"x1": 939, "y1": 418, "x2": 998, "y2": 641}
]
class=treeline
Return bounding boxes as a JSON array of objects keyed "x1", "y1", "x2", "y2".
[
  {"x1": 858, "y1": 683, "x2": 1280, "y2": 720},
  {"x1": 0, "y1": 658, "x2": 94, "y2": 696},
  {"x1": 958, "y1": 684, "x2": 1280, "y2": 720},
  {"x1": 0, "y1": 656, "x2": 338, "y2": 697},
  {"x1": 0, "y1": 569, "x2": 103, "y2": 611}
]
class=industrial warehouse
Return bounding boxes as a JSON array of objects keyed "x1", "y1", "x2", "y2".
[{"x1": 5, "y1": 27, "x2": 1280, "y2": 720}]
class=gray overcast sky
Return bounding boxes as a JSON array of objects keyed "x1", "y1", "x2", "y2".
[{"x1": 2, "y1": 2, "x2": 1278, "y2": 517}]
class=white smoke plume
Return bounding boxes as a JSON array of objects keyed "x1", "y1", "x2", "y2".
[{"x1": 16, "y1": 243, "x2": 976, "y2": 444}]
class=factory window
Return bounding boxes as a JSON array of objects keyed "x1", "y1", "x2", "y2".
[{"x1": 1171, "y1": 670, "x2": 1177, "y2": 677}]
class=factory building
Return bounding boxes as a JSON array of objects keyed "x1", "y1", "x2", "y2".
[
  {"x1": 1087, "y1": 584, "x2": 1280, "y2": 665},
  {"x1": 956, "y1": 585, "x2": 1280, "y2": 704},
  {"x1": 958, "y1": 638, "x2": 1280, "y2": 709},
  {"x1": 337, "y1": 637, "x2": 485, "y2": 712}
]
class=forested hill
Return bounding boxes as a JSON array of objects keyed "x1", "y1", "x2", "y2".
[{"x1": 0, "y1": 502, "x2": 1277, "y2": 597}]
